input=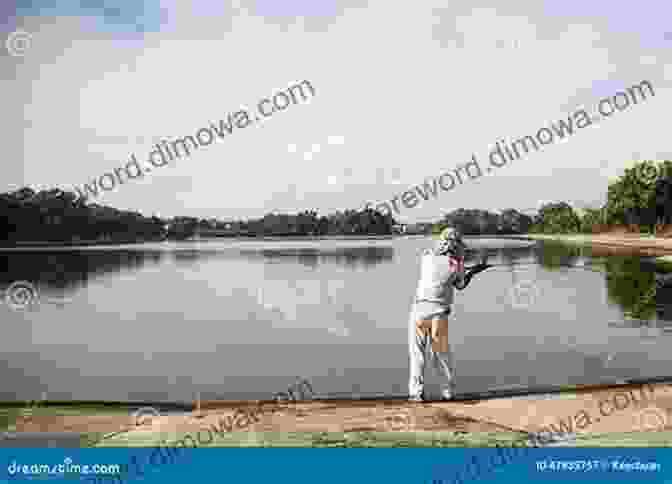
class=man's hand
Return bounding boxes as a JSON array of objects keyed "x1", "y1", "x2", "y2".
[
  {"x1": 469, "y1": 263, "x2": 492, "y2": 275},
  {"x1": 455, "y1": 263, "x2": 492, "y2": 290}
]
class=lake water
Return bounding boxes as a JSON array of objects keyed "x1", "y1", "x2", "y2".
[{"x1": 1, "y1": 236, "x2": 670, "y2": 403}]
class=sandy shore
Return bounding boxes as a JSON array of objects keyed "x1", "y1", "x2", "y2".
[{"x1": 525, "y1": 233, "x2": 672, "y2": 257}]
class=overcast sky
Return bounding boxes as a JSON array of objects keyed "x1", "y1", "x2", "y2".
[{"x1": 2, "y1": 0, "x2": 672, "y2": 223}]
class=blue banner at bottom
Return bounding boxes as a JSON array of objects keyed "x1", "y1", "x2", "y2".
[{"x1": 1, "y1": 448, "x2": 669, "y2": 483}]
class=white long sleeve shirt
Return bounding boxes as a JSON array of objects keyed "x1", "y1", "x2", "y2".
[{"x1": 414, "y1": 249, "x2": 467, "y2": 306}]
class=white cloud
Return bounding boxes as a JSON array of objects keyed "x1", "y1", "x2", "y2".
[{"x1": 3, "y1": 1, "x2": 670, "y2": 220}]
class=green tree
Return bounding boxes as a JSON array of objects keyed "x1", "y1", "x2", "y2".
[
  {"x1": 579, "y1": 207, "x2": 603, "y2": 234},
  {"x1": 605, "y1": 160, "x2": 660, "y2": 232},
  {"x1": 530, "y1": 202, "x2": 580, "y2": 234}
]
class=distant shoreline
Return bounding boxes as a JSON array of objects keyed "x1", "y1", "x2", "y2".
[
  {"x1": 0, "y1": 233, "x2": 542, "y2": 249},
  {"x1": 0, "y1": 235, "x2": 396, "y2": 248},
  {"x1": 0, "y1": 235, "x2": 399, "y2": 249},
  {"x1": 20, "y1": 232, "x2": 667, "y2": 251},
  {"x1": 0, "y1": 239, "x2": 163, "y2": 248}
]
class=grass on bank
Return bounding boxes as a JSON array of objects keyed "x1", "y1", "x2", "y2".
[
  {"x1": 572, "y1": 431, "x2": 672, "y2": 447},
  {"x1": 95, "y1": 431, "x2": 531, "y2": 448},
  {"x1": 0, "y1": 403, "x2": 142, "y2": 446},
  {"x1": 0, "y1": 403, "x2": 141, "y2": 427},
  {"x1": 93, "y1": 430, "x2": 672, "y2": 448}
]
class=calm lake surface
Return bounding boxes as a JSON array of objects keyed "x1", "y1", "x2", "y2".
[{"x1": 1, "y1": 236, "x2": 670, "y2": 403}]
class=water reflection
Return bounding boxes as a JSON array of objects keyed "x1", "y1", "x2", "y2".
[
  {"x1": 1, "y1": 241, "x2": 668, "y2": 325},
  {"x1": 0, "y1": 250, "x2": 166, "y2": 300},
  {"x1": 607, "y1": 319, "x2": 672, "y2": 338},
  {"x1": 1, "y1": 238, "x2": 670, "y2": 401},
  {"x1": 239, "y1": 246, "x2": 395, "y2": 269},
  {"x1": 0, "y1": 244, "x2": 396, "y2": 310},
  {"x1": 530, "y1": 242, "x2": 668, "y2": 323}
]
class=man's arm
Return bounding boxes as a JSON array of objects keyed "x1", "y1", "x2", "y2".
[
  {"x1": 450, "y1": 257, "x2": 468, "y2": 290},
  {"x1": 454, "y1": 263, "x2": 491, "y2": 290}
]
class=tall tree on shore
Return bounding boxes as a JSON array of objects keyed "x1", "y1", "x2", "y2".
[{"x1": 605, "y1": 160, "x2": 660, "y2": 230}]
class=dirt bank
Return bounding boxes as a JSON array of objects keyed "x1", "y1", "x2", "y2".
[
  {"x1": 7, "y1": 382, "x2": 672, "y2": 447},
  {"x1": 526, "y1": 234, "x2": 672, "y2": 256}
]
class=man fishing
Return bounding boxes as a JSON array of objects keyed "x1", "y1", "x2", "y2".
[{"x1": 408, "y1": 226, "x2": 491, "y2": 402}]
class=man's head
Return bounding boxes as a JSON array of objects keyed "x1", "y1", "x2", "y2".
[
  {"x1": 435, "y1": 226, "x2": 466, "y2": 256},
  {"x1": 439, "y1": 226, "x2": 463, "y2": 243}
]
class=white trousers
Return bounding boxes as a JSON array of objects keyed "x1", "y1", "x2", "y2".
[{"x1": 408, "y1": 301, "x2": 456, "y2": 398}]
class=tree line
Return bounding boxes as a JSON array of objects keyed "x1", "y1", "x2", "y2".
[
  {"x1": 0, "y1": 188, "x2": 397, "y2": 245},
  {"x1": 529, "y1": 160, "x2": 672, "y2": 234},
  {"x1": 205, "y1": 209, "x2": 396, "y2": 237},
  {"x1": 431, "y1": 208, "x2": 534, "y2": 235},
  {"x1": 3, "y1": 160, "x2": 670, "y2": 245},
  {"x1": 0, "y1": 188, "x2": 166, "y2": 245}
]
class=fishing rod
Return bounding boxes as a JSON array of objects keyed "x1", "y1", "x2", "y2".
[
  {"x1": 454, "y1": 261, "x2": 606, "y2": 290},
  {"x1": 464, "y1": 261, "x2": 608, "y2": 273}
]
